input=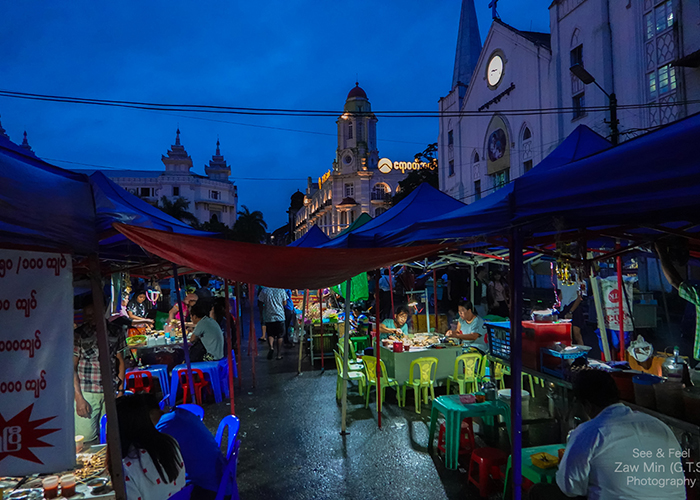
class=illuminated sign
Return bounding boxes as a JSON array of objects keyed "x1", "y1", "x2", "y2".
[
  {"x1": 378, "y1": 157, "x2": 435, "y2": 174},
  {"x1": 318, "y1": 170, "x2": 331, "y2": 188}
]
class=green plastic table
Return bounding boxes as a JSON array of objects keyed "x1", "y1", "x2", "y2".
[
  {"x1": 428, "y1": 395, "x2": 511, "y2": 470},
  {"x1": 503, "y1": 443, "x2": 565, "y2": 498}
]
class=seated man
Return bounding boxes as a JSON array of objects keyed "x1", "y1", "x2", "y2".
[
  {"x1": 378, "y1": 305, "x2": 410, "y2": 340},
  {"x1": 445, "y1": 300, "x2": 488, "y2": 354},
  {"x1": 140, "y1": 394, "x2": 227, "y2": 500},
  {"x1": 189, "y1": 301, "x2": 225, "y2": 362},
  {"x1": 528, "y1": 370, "x2": 686, "y2": 500}
]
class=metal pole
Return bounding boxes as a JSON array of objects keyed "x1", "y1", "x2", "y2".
[
  {"x1": 234, "y1": 282, "x2": 243, "y2": 389},
  {"x1": 616, "y1": 241, "x2": 625, "y2": 361},
  {"x1": 341, "y1": 279, "x2": 352, "y2": 434},
  {"x1": 319, "y1": 289, "x2": 325, "y2": 372},
  {"x1": 172, "y1": 265, "x2": 195, "y2": 403},
  {"x1": 388, "y1": 267, "x2": 396, "y2": 319},
  {"x1": 248, "y1": 283, "x2": 256, "y2": 387},
  {"x1": 509, "y1": 230, "x2": 524, "y2": 500},
  {"x1": 88, "y1": 255, "x2": 126, "y2": 500},
  {"x1": 610, "y1": 93, "x2": 619, "y2": 146},
  {"x1": 433, "y1": 270, "x2": 438, "y2": 332},
  {"x1": 656, "y1": 259, "x2": 672, "y2": 329},
  {"x1": 297, "y1": 290, "x2": 308, "y2": 374},
  {"x1": 470, "y1": 262, "x2": 475, "y2": 309},
  {"x1": 224, "y1": 279, "x2": 235, "y2": 415},
  {"x1": 375, "y1": 271, "x2": 382, "y2": 428}
]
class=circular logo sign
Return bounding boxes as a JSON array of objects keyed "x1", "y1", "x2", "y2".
[{"x1": 378, "y1": 157, "x2": 393, "y2": 174}]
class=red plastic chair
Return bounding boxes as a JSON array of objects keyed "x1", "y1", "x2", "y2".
[
  {"x1": 125, "y1": 370, "x2": 154, "y2": 394},
  {"x1": 179, "y1": 368, "x2": 211, "y2": 404},
  {"x1": 468, "y1": 447, "x2": 508, "y2": 498},
  {"x1": 437, "y1": 417, "x2": 476, "y2": 458}
]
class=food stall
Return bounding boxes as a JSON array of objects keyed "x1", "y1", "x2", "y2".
[{"x1": 379, "y1": 334, "x2": 462, "y2": 385}]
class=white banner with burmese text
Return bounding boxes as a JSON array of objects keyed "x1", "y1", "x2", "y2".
[{"x1": 0, "y1": 249, "x2": 74, "y2": 476}]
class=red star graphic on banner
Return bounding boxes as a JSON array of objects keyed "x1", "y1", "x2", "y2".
[{"x1": 0, "y1": 404, "x2": 59, "y2": 465}]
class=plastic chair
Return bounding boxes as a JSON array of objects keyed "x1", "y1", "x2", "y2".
[
  {"x1": 170, "y1": 484, "x2": 194, "y2": 500},
  {"x1": 215, "y1": 415, "x2": 241, "y2": 460},
  {"x1": 99, "y1": 413, "x2": 108, "y2": 444},
  {"x1": 334, "y1": 351, "x2": 365, "y2": 398},
  {"x1": 177, "y1": 403, "x2": 204, "y2": 420},
  {"x1": 402, "y1": 357, "x2": 439, "y2": 413},
  {"x1": 468, "y1": 447, "x2": 508, "y2": 497},
  {"x1": 447, "y1": 353, "x2": 482, "y2": 395},
  {"x1": 362, "y1": 355, "x2": 402, "y2": 411},
  {"x1": 503, "y1": 365, "x2": 537, "y2": 396},
  {"x1": 337, "y1": 343, "x2": 363, "y2": 371},
  {"x1": 215, "y1": 439, "x2": 241, "y2": 500},
  {"x1": 159, "y1": 394, "x2": 170, "y2": 410},
  {"x1": 125, "y1": 370, "x2": 154, "y2": 394},
  {"x1": 179, "y1": 368, "x2": 211, "y2": 404},
  {"x1": 479, "y1": 359, "x2": 506, "y2": 390}
]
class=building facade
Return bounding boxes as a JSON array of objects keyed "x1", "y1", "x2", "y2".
[
  {"x1": 93, "y1": 130, "x2": 238, "y2": 226},
  {"x1": 293, "y1": 84, "x2": 424, "y2": 239},
  {"x1": 440, "y1": 0, "x2": 700, "y2": 204}
]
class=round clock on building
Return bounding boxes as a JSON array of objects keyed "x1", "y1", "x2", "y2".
[{"x1": 486, "y1": 52, "x2": 504, "y2": 88}]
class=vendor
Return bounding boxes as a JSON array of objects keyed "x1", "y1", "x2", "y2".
[
  {"x1": 168, "y1": 293, "x2": 198, "y2": 324},
  {"x1": 350, "y1": 303, "x2": 370, "y2": 335},
  {"x1": 126, "y1": 289, "x2": 154, "y2": 327},
  {"x1": 445, "y1": 300, "x2": 488, "y2": 354},
  {"x1": 379, "y1": 305, "x2": 410, "y2": 339}
]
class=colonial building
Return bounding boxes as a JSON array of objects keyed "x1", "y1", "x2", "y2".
[
  {"x1": 440, "y1": 0, "x2": 700, "y2": 204},
  {"x1": 293, "y1": 84, "x2": 424, "y2": 239},
  {"x1": 88, "y1": 130, "x2": 238, "y2": 226}
]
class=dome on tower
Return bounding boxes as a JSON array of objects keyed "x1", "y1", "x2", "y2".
[{"x1": 347, "y1": 83, "x2": 367, "y2": 100}]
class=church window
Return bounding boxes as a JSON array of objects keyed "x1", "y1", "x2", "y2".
[
  {"x1": 357, "y1": 121, "x2": 363, "y2": 140},
  {"x1": 492, "y1": 169, "x2": 510, "y2": 191},
  {"x1": 372, "y1": 183, "x2": 389, "y2": 201},
  {"x1": 348, "y1": 123, "x2": 353, "y2": 139},
  {"x1": 345, "y1": 183, "x2": 354, "y2": 197},
  {"x1": 474, "y1": 180, "x2": 481, "y2": 201},
  {"x1": 139, "y1": 187, "x2": 153, "y2": 197},
  {"x1": 210, "y1": 190, "x2": 221, "y2": 200},
  {"x1": 448, "y1": 160, "x2": 455, "y2": 177},
  {"x1": 448, "y1": 130, "x2": 454, "y2": 147},
  {"x1": 520, "y1": 126, "x2": 533, "y2": 173},
  {"x1": 173, "y1": 186, "x2": 180, "y2": 196}
]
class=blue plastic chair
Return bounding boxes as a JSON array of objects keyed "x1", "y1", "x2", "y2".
[
  {"x1": 215, "y1": 440, "x2": 241, "y2": 500},
  {"x1": 177, "y1": 404, "x2": 204, "y2": 420},
  {"x1": 99, "y1": 413, "x2": 108, "y2": 444},
  {"x1": 159, "y1": 394, "x2": 170, "y2": 410},
  {"x1": 215, "y1": 415, "x2": 241, "y2": 460},
  {"x1": 170, "y1": 484, "x2": 194, "y2": 499}
]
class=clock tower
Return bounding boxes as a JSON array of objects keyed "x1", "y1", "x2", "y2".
[{"x1": 335, "y1": 83, "x2": 379, "y2": 175}]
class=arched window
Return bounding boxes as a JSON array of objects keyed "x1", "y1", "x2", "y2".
[
  {"x1": 570, "y1": 28, "x2": 585, "y2": 117},
  {"x1": 521, "y1": 125, "x2": 534, "y2": 173},
  {"x1": 371, "y1": 183, "x2": 389, "y2": 201},
  {"x1": 210, "y1": 213, "x2": 219, "y2": 223}
]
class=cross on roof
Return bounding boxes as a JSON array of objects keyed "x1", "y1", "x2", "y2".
[{"x1": 489, "y1": 0, "x2": 500, "y2": 20}]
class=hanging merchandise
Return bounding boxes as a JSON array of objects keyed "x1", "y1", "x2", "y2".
[{"x1": 599, "y1": 275, "x2": 636, "y2": 332}]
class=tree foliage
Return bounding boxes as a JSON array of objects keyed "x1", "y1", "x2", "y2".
[
  {"x1": 231, "y1": 205, "x2": 268, "y2": 243},
  {"x1": 391, "y1": 143, "x2": 439, "y2": 205},
  {"x1": 156, "y1": 196, "x2": 199, "y2": 225}
]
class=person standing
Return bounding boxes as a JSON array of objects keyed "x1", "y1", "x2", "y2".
[
  {"x1": 528, "y1": 370, "x2": 686, "y2": 500},
  {"x1": 558, "y1": 276, "x2": 585, "y2": 345},
  {"x1": 188, "y1": 301, "x2": 224, "y2": 362},
  {"x1": 378, "y1": 269, "x2": 393, "y2": 319},
  {"x1": 487, "y1": 269, "x2": 509, "y2": 318},
  {"x1": 473, "y1": 266, "x2": 489, "y2": 318},
  {"x1": 74, "y1": 297, "x2": 126, "y2": 443},
  {"x1": 283, "y1": 289, "x2": 296, "y2": 346},
  {"x1": 445, "y1": 300, "x2": 488, "y2": 354},
  {"x1": 258, "y1": 287, "x2": 288, "y2": 360}
]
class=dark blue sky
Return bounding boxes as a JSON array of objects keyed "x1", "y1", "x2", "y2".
[{"x1": 0, "y1": 1, "x2": 551, "y2": 230}]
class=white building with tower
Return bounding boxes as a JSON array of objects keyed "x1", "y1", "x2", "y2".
[
  {"x1": 293, "y1": 84, "x2": 431, "y2": 239},
  {"x1": 440, "y1": 0, "x2": 700, "y2": 204}
]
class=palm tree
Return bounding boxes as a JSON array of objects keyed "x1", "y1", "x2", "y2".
[
  {"x1": 232, "y1": 205, "x2": 268, "y2": 243},
  {"x1": 156, "y1": 196, "x2": 199, "y2": 226}
]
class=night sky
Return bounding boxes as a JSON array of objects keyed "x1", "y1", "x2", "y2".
[{"x1": 0, "y1": 1, "x2": 551, "y2": 230}]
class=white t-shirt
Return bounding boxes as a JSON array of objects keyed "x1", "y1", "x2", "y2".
[
  {"x1": 123, "y1": 446, "x2": 187, "y2": 500},
  {"x1": 556, "y1": 403, "x2": 686, "y2": 500},
  {"x1": 457, "y1": 315, "x2": 488, "y2": 354},
  {"x1": 558, "y1": 278, "x2": 580, "y2": 307}
]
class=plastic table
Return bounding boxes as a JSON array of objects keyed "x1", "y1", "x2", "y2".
[
  {"x1": 503, "y1": 443, "x2": 565, "y2": 498},
  {"x1": 125, "y1": 364, "x2": 169, "y2": 395},
  {"x1": 428, "y1": 395, "x2": 511, "y2": 470},
  {"x1": 169, "y1": 361, "x2": 224, "y2": 406}
]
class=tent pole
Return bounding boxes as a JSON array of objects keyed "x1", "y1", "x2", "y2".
[
  {"x1": 224, "y1": 279, "x2": 235, "y2": 415},
  {"x1": 319, "y1": 289, "x2": 325, "y2": 373},
  {"x1": 509, "y1": 230, "x2": 524, "y2": 500},
  {"x1": 173, "y1": 265, "x2": 195, "y2": 404},
  {"x1": 388, "y1": 267, "x2": 395, "y2": 319},
  {"x1": 248, "y1": 283, "x2": 256, "y2": 387},
  {"x1": 297, "y1": 290, "x2": 308, "y2": 374},
  {"x1": 375, "y1": 271, "x2": 382, "y2": 428},
  {"x1": 616, "y1": 241, "x2": 625, "y2": 360},
  {"x1": 470, "y1": 262, "x2": 475, "y2": 309},
  {"x1": 235, "y1": 282, "x2": 243, "y2": 389},
  {"x1": 341, "y1": 279, "x2": 352, "y2": 434},
  {"x1": 656, "y1": 259, "x2": 672, "y2": 329},
  {"x1": 433, "y1": 270, "x2": 438, "y2": 332},
  {"x1": 88, "y1": 255, "x2": 126, "y2": 500}
]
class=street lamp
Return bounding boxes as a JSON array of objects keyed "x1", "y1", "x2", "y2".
[{"x1": 570, "y1": 64, "x2": 619, "y2": 145}]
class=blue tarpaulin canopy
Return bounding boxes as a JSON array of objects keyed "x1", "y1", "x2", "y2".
[
  {"x1": 321, "y1": 183, "x2": 465, "y2": 248},
  {"x1": 287, "y1": 224, "x2": 330, "y2": 247}
]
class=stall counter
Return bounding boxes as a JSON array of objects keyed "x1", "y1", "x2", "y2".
[{"x1": 380, "y1": 345, "x2": 463, "y2": 386}]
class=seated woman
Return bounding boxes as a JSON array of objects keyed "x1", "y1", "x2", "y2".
[
  {"x1": 378, "y1": 305, "x2": 410, "y2": 340},
  {"x1": 188, "y1": 301, "x2": 225, "y2": 362},
  {"x1": 111, "y1": 394, "x2": 186, "y2": 500},
  {"x1": 445, "y1": 299, "x2": 488, "y2": 354},
  {"x1": 126, "y1": 290, "x2": 154, "y2": 328},
  {"x1": 168, "y1": 293, "x2": 198, "y2": 325}
]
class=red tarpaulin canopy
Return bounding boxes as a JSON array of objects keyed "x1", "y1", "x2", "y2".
[{"x1": 114, "y1": 223, "x2": 449, "y2": 289}]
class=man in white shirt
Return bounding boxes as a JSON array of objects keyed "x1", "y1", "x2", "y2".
[{"x1": 528, "y1": 370, "x2": 688, "y2": 500}]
